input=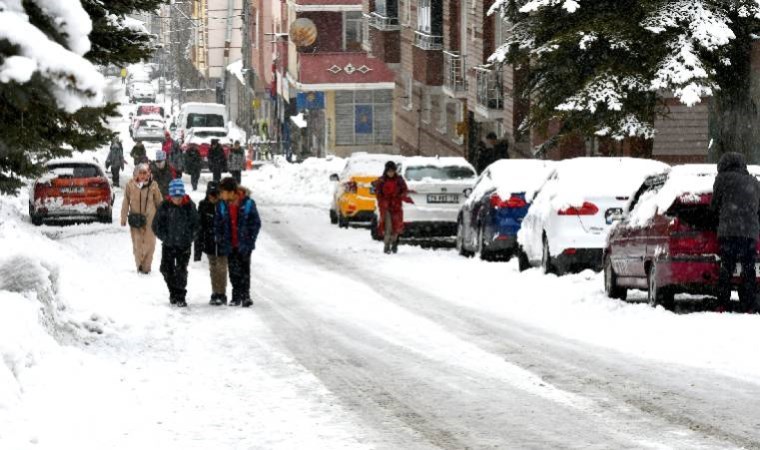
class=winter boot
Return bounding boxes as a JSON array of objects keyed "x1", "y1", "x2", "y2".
[
  {"x1": 169, "y1": 290, "x2": 178, "y2": 305},
  {"x1": 175, "y1": 299, "x2": 187, "y2": 308},
  {"x1": 241, "y1": 297, "x2": 253, "y2": 308},
  {"x1": 229, "y1": 297, "x2": 242, "y2": 307},
  {"x1": 209, "y1": 294, "x2": 223, "y2": 306},
  {"x1": 391, "y1": 237, "x2": 399, "y2": 254},
  {"x1": 219, "y1": 294, "x2": 228, "y2": 306}
]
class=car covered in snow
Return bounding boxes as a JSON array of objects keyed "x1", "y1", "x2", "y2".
[
  {"x1": 371, "y1": 156, "x2": 477, "y2": 239},
  {"x1": 133, "y1": 118, "x2": 166, "y2": 143},
  {"x1": 181, "y1": 127, "x2": 231, "y2": 167},
  {"x1": 518, "y1": 157, "x2": 669, "y2": 275},
  {"x1": 456, "y1": 159, "x2": 555, "y2": 261},
  {"x1": 129, "y1": 104, "x2": 166, "y2": 137},
  {"x1": 129, "y1": 82, "x2": 156, "y2": 103},
  {"x1": 329, "y1": 153, "x2": 402, "y2": 227},
  {"x1": 29, "y1": 159, "x2": 114, "y2": 226},
  {"x1": 604, "y1": 164, "x2": 760, "y2": 310}
]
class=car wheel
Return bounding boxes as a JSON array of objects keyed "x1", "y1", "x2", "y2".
[
  {"x1": 370, "y1": 215, "x2": 382, "y2": 241},
  {"x1": 604, "y1": 255, "x2": 627, "y2": 300},
  {"x1": 456, "y1": 218, "x2": 474, "y2": 258},
  {"x1": 542, "y1": 235, "x2": 557, "y2": 275},
  {"x1": 338, "y1": 213, "x2": 349, "y2": 229},
  {"x1": 647, "y1": 263, "x2": 675, "y2": 310},
  {"x1": 517, "y1": 247, "x2": 531, "y2": 272},
  {"x1": 477, "y1": 225, "x2": 493, "y2": 261},
  {"x1": 329, "y1": 209, "x2": 338, "y2": 225},
  {"x1": 29, "y1": 203, "x2": 43, "y2": 226}
]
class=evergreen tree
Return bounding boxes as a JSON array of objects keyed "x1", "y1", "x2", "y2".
[
  {"x1": 490, "y1": 0, "x2": 760, "y2": 160},
  {"x1": 0, "y1": 0, "x2": 163, "y2": 195}
]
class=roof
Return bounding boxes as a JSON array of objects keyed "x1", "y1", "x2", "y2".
[{"x1": 293, "y1": 53, "x2": 395, "y2": 89}]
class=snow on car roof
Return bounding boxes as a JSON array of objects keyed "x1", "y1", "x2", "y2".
[
  {"x1": 190, "y1": 127, "x2": 227, "y2": 133},
  {"x1": 344, "y1": 153, "x2": 403, "y2": 177},
  {"x1": 551, "y1": 157, "x2": 669, "y2": 208},
  {"x1": 135, "y1": 114, "x2": 164, "y2": 121},
  {"x1": 46, "y1": 156, "x2": 101, "y2": 167},
  {"x1": 489, "y1": 159, "x2": 556, "y2": 197},
  {"x1": 401, "y1": 156, "x2": 473, "y2": 169},
  {"x1": 627, "y1": 163, "x2": 760, "y2": 227}
]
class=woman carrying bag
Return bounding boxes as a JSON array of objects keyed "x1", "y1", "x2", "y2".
[{"x1": 121, "y1": 164, "x2": 164, "y2": 274}]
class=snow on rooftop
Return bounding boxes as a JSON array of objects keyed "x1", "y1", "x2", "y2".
[{"x1": 226, "y1": 59, "x2": 245, "y2": 86}]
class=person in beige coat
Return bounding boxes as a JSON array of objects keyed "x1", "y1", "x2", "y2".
[{"x1": 121, "y1": 164, "x2": 164, "y2": 274}]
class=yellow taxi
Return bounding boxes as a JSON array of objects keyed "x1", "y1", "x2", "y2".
[{"x1": 329, "y1": 153, "x2": 402, "y2": 228}]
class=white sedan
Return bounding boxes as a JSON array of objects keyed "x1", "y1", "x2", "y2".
[{"x1": 517, "y1": 157, "x2": 669, "y2": 275}]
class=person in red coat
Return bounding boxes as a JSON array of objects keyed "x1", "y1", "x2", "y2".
[{"x1": 373, "y1": 161, "x2": 410, "y2": 254}]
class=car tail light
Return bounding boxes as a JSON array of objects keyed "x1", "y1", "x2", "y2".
[
  {"x1": 490, "y1": 194, "x2": 528, "y2": 209},
  {"x1": 34, "y1": 182, "x2": 51, "y2": 196},
  {"x1": 344, "y1": 181, "x2": 358, "y2": 194},
  {"x1": 562, "y1": 248, "x2": 577, "y2": 255},
  {"x1": 558, "y1": 202, "x2": 599, "y2": 216},
  {"x1": 88, "y1": 179, "x2": 109, "y2": 189}
]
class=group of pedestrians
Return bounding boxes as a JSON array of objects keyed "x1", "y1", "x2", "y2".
[{"x1": 120, "y1": 157, "x2": 261, "y2": 308}]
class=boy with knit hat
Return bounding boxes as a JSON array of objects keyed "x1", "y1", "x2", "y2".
[
  {"x1": 153, "y1": 179, "x2": 200, "y2": 307},
  {"x1": 150, "y1": 149, "x2": 177, "y2": 197}
]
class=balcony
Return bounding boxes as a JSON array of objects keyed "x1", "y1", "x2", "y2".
[
  {"x1": 475, "y1": 66, "x2": 504, "y2": 120},
  {"x1": 442, "y1": 51, "x2": 467, "y2": 98},
  {"x1": 370, "y1": 12, "x2": 401, "y2": 31},
  {"x1": 362, "y1": 13, "x2": 372, "y2": 52},
  {"x1": 368, "y1": 13, "x2": 401, "y2": 64},
  {"x1": 414, "y1": 31, "x2": 443, "y2": 51}
]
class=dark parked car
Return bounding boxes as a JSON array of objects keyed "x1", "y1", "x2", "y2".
[
  {"x1": 456, "y1": 159, "x2": 554, "y2": 261},
  {"x1": 604, "y1": 164, "x2": 760, "y2": 310}
]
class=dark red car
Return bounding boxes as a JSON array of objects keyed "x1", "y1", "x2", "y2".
[
  {"x1": 29, "y1": 159, "x2": 114, "y2": 226},
  {"x1": 604, "y1": 164, "x2": 760, "y2": 310}
]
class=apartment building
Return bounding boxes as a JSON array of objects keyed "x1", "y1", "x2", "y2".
[{"x1": 190, "y1": 0, "x2": 244, "y2": 85}]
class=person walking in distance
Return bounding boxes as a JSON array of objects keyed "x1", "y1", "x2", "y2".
[
  {"x1": 120, "y1": 67, "x2": 127, "y2": 85},
  {"x1": 712, "y1": 152, "x2": 760, "y2": 313},
  {"x1": 163, "y1": 131, "x2": 184, "y2": 179},
  {"x1": 228, "y1": 140, "x2": 246, "y2": 184},
  {"x1": 215, "y1": 177, "x2": 261, "y2": 307},
  {"x1": 184, "y1": 143, "x2": 203, "y2": 191},
  {"x1": 106, "y1": 138, "x2": 126, "y2": 186},
  {"x1": 373, "y1": 161, "x2": 410, "y2": 254},
  {"x1": 208, "y1": 139, "x2": 227, "y2": 182},
  {"x1": 121, "y1": 164, "x2": 163, "y2": 274},
  {"x1": 130, "y1": 140, "x2": 147, "y2": 166},
  {"x1": 150, "y1": 149, "x2": 177, "y2": 197},
  {"x1": 194, "y1": 181, "x2": 228, "y2": 306},
  {"x1": 153, "y1": 179, "x2": 200, "y2": 307}
]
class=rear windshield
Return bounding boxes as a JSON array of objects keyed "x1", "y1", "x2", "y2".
[
  {"x1": 405, "y1": 165, "x2": 476, "y2": 182},
  {"x1": 48, "y1": 164, "x2": 101, "y2": 178},
  {"x1": 139, "y1": 120, "x2": 163, "y2": 128},
  {"x1": 669, "y1": 204, "x2": 718, "y2": 230},
  {"x1": 187, "y1": 113, "x2": 224, "y2": 128}
]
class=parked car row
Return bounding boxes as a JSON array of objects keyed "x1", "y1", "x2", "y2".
[{"x1": 330, "y1": 153, "x2": 760, "y2": 311}]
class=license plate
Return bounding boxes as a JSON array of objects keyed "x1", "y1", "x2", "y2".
[
  {"x1": 734, "y1": 263, "x2": 760, "y2": 276},
  {"x1": 427, "y1": 194, "x2": 459, "y2": 204},
  {"x1": 60, "y1": 187, "x2": 85, "y2": 194}
]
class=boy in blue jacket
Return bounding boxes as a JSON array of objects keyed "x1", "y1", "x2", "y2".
[{"x1": 215, "y1": 177, "x2": 261, "y2": 307}]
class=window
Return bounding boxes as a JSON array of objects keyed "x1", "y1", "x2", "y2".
[
  {"x1": 344, "y1": 12, "x2": 363, "y2": 52},
  {"x1": 187, "y1": 113, "x2": 225, "y2": 128},
  {"x1": 418, "y1": 0, "x2": 431, "y2": 33},
  {"x1": 375, "y1": 0, "x2": 398, "y2": 18},
  {"x1": 335, "y1": 90, "x2": 393, "y2": 146},
  {"x1": 405, "y1": 165, "x2": 476, "y2": 181},
  {"x1": 48, "y1": 164, "x2": 102, "y2": 179}
]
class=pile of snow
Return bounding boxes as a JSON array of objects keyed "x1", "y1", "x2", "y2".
[
  {"x1": 227, "y1": 121, "x2": 246, "y2": 144},
  {"x1": 246, "y1": 157, "x2": 346, "y2": 207},
  {"x1": 466, "y1": 159, "x2": 555, "y2": 207},
  {"x1": 0, "y1": 0, "x2": 105, "y2": 111}
]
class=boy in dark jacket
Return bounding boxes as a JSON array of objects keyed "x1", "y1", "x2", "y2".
[
  {"x1": 711, "y1": 152, "x2": 760, "y2": 312},
  {"x1": 194, "y1": 181, "x2": 228, "y2": 306},
  {"x1": 215, "y1": 177, "x2": 261, "y2": 307},
  {"x1": 153, "y1": 179, "x2": 200, "y2": 307}
]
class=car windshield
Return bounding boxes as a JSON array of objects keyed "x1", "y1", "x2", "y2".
[
  {"x1": 48, "y1": 164, "x2": 101, "y2": 178},
  {"x1": 194, "y1": 131, "x2": 227, "y2": 138},
  {"x1": 404, "y1": 165, "x2": 476, "y2": 181},
  {"x1": 187, "y1": 113, "x2": 224, "y2": 128}
]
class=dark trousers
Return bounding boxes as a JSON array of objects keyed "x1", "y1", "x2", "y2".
[
  {"x1": 228, "y1": 249, "x2": 251, "y2": 302},
  {"x1": 160, "y1": 245, "x2": 191, "y2": 302},
  {"x1": 231, "y1": 170, "x2": 242, "y2": 184},
  {"x1": 718, "y1": 237, "x2": 757, "y2": 307},
  {"x1": 189, "y1": 170, "x2": 201, "y2": 191},
  {"x1": 212, "y1": 169, "x2": 222, "y2": 182},
  {"x1": 111, "y1": 167, "x2": 120, "y2": 186}
]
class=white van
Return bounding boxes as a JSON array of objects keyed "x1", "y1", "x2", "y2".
[{"x1": 174, "y1": 103, "x2": 227, "y2": 142}]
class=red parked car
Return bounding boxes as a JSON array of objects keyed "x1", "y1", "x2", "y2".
[
  {"x1": 604, "y1": 164, "x2": 760, "y2": 310},
  {"x1": 29, "y1": 159, "x2": 114, "y2": 226}
]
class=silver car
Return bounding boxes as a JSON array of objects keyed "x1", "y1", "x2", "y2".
[{"x1": 133, "y1": 119, "x2": 165, "y2": 143}]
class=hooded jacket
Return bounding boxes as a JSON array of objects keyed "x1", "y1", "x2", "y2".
[
  {"x1": 711, "y1": 152, "x2": 760, "y2": 239},
  {"x1": 152, "y1": 195, "x2": 200, "y2": 248},
  {"x1": 195, "y1": 194, "x2": 221, "y2": 257},
  {"x1": 214, "y1": 188, "x2": 262, "y2": 255}
]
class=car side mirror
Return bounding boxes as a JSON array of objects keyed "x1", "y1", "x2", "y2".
[
  {"x1": 329, "y1": 174, "x2": 340, "y2": 182},
  {"x1": 463, "y1": 188, "x2": 473, "y2": 198}
]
